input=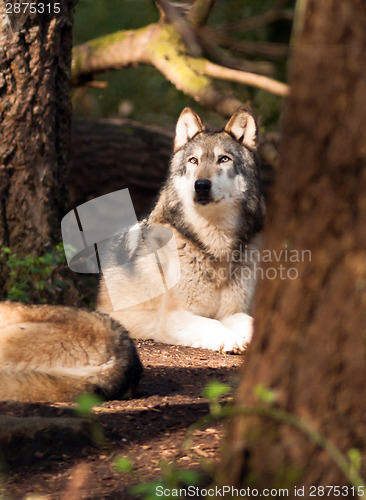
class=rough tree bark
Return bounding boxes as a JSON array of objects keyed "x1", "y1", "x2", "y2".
[
  {"x1": 0, "y1": 1, "x2": 74, "y2": 254},
  {"x1": 220, "y1": 0, "x2": 366, "y2": 495}
]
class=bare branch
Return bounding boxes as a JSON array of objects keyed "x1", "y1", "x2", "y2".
[
  {"x1": 187, "y1": 0, "x2": 216, "y2": 27},
  {"x1": 191, "y1": 59, "x2": 289, "y2": 97},
  {"x1": 72, "y1": 24, "x2": 243, "y2": 116},
  {"x1": 71, "y1": 23, "x2": 288, "y2": 118},
  {"x1": 71, "y1": 25, "x2": 156, "y2": 81}
]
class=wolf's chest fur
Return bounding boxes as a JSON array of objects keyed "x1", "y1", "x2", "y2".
[{"x1": 164, "y1": 226, "x2": 258, "y2": 320}]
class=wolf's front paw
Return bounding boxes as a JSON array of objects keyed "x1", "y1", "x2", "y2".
[
  {"x1": 188, "y1": 320, "x2": 243, "y2": 353},
  {"x1": 217, "y1": 330, "x2": 250, "y2": 354},
  {"x1": 220, "y1": 313, "x2": 254, "y2": 353}
]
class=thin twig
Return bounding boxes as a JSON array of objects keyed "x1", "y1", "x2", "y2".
[{"x1": 193, "y1": 59, "x2": 289, "y2": 97}]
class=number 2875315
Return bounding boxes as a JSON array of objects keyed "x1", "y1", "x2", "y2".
[{"x1": 5, "y1": 3, "x2": 61, "y2": 14}]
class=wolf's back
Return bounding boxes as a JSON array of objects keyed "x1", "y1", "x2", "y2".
[{"x1": 0, "y1": 302, "x2": 142, "y2": 402}]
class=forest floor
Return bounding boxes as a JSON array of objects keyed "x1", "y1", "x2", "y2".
[{"x1": 0, "y1": 340, "x2": 244, "y2": 500}]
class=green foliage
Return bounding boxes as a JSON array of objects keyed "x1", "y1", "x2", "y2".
[
  {"x1": 202, "y1": 380, "x2": 232, "y2": 418},
  {"x1": 348, "y1": 448, "x2": 362, "y2": 476},
  {"x1": 253, "y1": 383, "x2": 278, "y2": 404},
  {"x1": 74, "y1": 0, "x2": 158, "y2": 45},
  {"x1": 0, "y1": 243, "x2": 70, "y2": 303},
  {"x1": 130, "y1": 461, "x2": 200, "y2": 500},
  {"x1": 130, "y1": 479, "x2": 166, "y2": 500},
  {"x1": 114, "y1": 456, "x2": 134, "y2": 473},
  {"x1": 75, "y1": 393, "x2": 105, "y2": 445},
  {"x1": 201, "y1": 380, "x2": 231, "y2": 400},
  {"x1": 75, "y1": 393, "x2": 104, "y2": 416},
  {"x1": 254, "y1": 90, "x2": 284, "y2": 132}
]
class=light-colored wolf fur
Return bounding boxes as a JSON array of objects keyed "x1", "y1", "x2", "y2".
[
  {"x1": 0, "y1": 301, "x2": 142, "y2": 402},
  {"x1": 98, "y1": 107, "x2": 265, "y2": 353}
]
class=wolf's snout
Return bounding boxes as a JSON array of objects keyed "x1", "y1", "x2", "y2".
[
  {"x1": 194, "y1": 179, "x2": 211, "y2": 195},
  {"x1": 194, "y1": 179, "x2": 212, "y2": 205}
]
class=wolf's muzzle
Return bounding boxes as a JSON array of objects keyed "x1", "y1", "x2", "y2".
[{"x1": 194, "y1": 179, "x2": 212, "y2": 205}]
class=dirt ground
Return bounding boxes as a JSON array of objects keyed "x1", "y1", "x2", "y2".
[{"x1": 0, "y1": 340, "x2": 244, "y2": 500}]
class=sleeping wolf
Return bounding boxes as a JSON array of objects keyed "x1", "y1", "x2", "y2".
[
  {"x1": 0, "y1": 301, "x2": 142, "y2": 402},
  {"x1": 98, "y1": 106, "x2": 265, "y2": 353}
]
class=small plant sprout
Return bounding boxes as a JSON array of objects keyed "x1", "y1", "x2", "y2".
[
  {"x1": 75, "y1": 393, "x2": 105, "y2": 444},
  {"x1": 253, "y1": 383, "x2": 278, "y2": 404},
  {"x1": 75, "y1": 393, "x2": 104, "y2": 416},
  {"x1": 201, "y1": 380, "x2": 231, "y2": 417},
  {"x1": 114, "y1": 456, "x2": 134, "y2": 474}
]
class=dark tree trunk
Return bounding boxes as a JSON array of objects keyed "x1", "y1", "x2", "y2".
[
  {"x1": 220, "y1": 0, "x2": 366, "y2": 495},
  {"x1": 0, "y1": 1, "x2": 74, "y2": 254},
  {"x1": 68, "y1": 118, "x2": 173, "y2": 218}
]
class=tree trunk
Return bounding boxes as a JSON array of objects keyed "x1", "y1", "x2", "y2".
[
  {"x1": 220, "y1": 0, "x2": 366, "y2": 495},
  {"x1": 0, "y1": 1, "x2": 74, "y2": 254},
  {"x1": 68, "y1": 118, "x2": 173, "y2": 218}
]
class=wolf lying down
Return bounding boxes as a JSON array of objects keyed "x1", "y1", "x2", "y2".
[
  {"x1": 0, "y1": 106, "x2": 264, "y2": 402},
  {"x1": 0, "y1": 302, "x2": 142, "y2": 402}
]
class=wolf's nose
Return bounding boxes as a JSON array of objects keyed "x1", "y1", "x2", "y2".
[{"x1": 194, "y1": 179, "x2": 211, "y2": 195}]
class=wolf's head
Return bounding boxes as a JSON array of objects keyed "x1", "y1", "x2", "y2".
[
  {"x1": 171, "y1": 107, "x2": 259, "y2": 206},
  {"x1": 161, "y1": 107, "x2": 265, "y2": 251}
]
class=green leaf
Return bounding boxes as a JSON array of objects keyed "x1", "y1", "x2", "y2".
[
  {"x1": 8, "y1": 287, "x2": 29, "y2": 302},
  {"x1": 174, "y1": 469, "x2": 200, "y2": 485},
  {"x1": 201, "y1": 380, "x2": 231, "y2": 400},
  {"x1": 253, "y1": 384, "x2": 278, "y2": 404},
  {"x1": 43, "y1": 253, "x2": 54, "y2": 264},
  {"x1": 75, "y1": 393, "x2": 104, "y2": 415},
  {"x1": 114, "y1": 456, "x2": 133, "y2": 473},
  {"x1": 348, "y1": 448, "x2": 362, "y2": 473},
  {"x1": 130, "y1": 480, "x2": 166, "y2": 500}
]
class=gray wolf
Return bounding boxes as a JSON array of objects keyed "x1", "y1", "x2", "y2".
[
  {"x1": 97, "y1": 107, "x2": 265, "y2": 353},
  {"x1": 0, "y1": 301, "x2": 142, "y2": 402}
]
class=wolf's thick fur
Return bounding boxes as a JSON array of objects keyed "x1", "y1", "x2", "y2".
[
  {"x1": 98, "y1": 107, "x2": 265, "y2": 352},
  {"x1": 0, "y1": 302, "x2": 142, "y2": 402}
]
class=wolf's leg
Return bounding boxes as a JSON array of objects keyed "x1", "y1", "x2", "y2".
[
  {"x1": 221, "y1": 313, "x2": 254, "y2": 344},
  {"x1": 158, "y1": 310, "x2": 249, "y2": 353}
]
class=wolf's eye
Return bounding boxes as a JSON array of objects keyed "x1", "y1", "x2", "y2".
[
  {"x1": 188, "y1": 157, "x2": 198, "y2": 165},
  {"x1": 219, "y1": 155, "x2": 231, "y2": 163}
]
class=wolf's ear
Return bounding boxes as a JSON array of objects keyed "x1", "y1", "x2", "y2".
[
  {"x1": 174, "y1": 108, "x2": 205, "y2": 151},
  {"x1": 224, "y1": 107, "x2": 257, "y2": 150}
]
